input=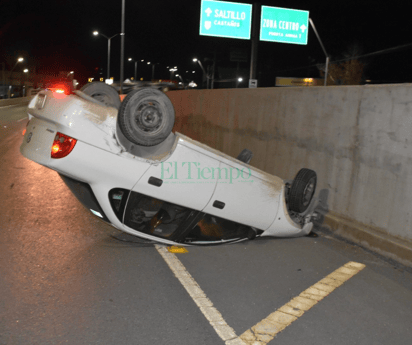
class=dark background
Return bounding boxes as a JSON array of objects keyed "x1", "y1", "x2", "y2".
[{"x1": 1, "y1": 0, "x2": 411, "y2": 87}]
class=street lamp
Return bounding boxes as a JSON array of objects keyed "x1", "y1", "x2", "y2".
[
  {"x1": 8, "y1": 57, "x2": 24, "y2": 98},
  {"x1": 23, "y1": 69, "x2": 29, "y2": 96},
  {"x1": 128, "y1": 58, "x2": 139, "y2": 81},
  {"x1": 169, "y1": 67, "x2": 177, "y2": 81},
  {"x1": 193, "y1": 58, "x2": 208, "y2": 89},
  {"x1": 147, "y1": 62, "x2": 159, "y2": 80},
  {"x1": 237, "y1": 77, "x2": 243, "y2": 88},
  {"x1": 93, "y1": 30, "x2": 119, "y2": 80},
  {"x1": 175, "y1": 74, "x2": 184, "y2": 87}
]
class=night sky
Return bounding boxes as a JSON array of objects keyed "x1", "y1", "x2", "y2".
[{"x1": 1, "y1": 0, "x2": 411, "y2": 87}]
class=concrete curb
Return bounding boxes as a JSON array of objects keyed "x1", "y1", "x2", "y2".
[{"x1": 323, "y1": 212, "x2": 412, "y2": 268}]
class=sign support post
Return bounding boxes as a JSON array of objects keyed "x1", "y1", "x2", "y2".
[
  {"x1": 309, "y1": 18, "x2": 329, "y2": 86},
  {"x1": 249, "y1": 3, "x2": 260, "y2": 83}
]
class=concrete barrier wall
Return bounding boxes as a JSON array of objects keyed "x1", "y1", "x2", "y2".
[
  {"x1": 0, "y1": 97, "x2": 30, "y2": 107},
  {"x1": 167, "y1": 84, "x2": 412, "y2": 254}
]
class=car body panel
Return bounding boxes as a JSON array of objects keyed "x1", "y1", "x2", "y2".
[
  {"x1": 21, "y1": 117, "x2": 56, "y2": 166},
  {"x1": 20, "y1": 90, "x2": 316, "y2": 245},
  {"x1": 202, "y1": 161, "x2": 280, "y2": 230},
  {"x1": 132, "y1": 143, "x2": 219, "y2": 210}
]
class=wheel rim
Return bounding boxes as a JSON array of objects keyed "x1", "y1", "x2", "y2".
[
  {"x1": 302, "y1": 177, "x2": 316, "y2": 207},
  {"x1": 132, "y1": 100, "x2": 164, "y2": 135}
]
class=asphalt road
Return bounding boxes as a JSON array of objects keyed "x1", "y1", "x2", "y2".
[{"x1": 1, "y1": 103, "x2": 412, "y2": 345}]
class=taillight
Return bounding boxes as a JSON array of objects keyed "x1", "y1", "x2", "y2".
[
  {"x1": 51, "y1": 132, "x2": 77, "y2": 159},
  {"x1": 49, "y1": 84, "x2": 71, "y2": 99},
  {"x1": 22, "y1": 120, "x2": 30, "y2": 136}
]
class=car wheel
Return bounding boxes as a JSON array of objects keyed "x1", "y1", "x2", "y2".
[
  {"x1": 289, "y1": 168, "x2": 317, "y2": 213},
  {"x1": 117, "y1": 88, "x2": 175, "y2": 146},
  {"x1": 80, "y1": 82, "x2": 121, "y2": 109}
]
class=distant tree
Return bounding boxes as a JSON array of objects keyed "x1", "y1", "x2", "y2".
[{"x1": 319, "y1": 43, "x2": 366, "y2": 85}]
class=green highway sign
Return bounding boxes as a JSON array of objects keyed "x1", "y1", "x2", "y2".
[
  {"x1": 260, "y1": 6, "x2": 309, "y2": 45},
  {"x1": 199, "y1": 0, "x2": 252, "y2": 40}
]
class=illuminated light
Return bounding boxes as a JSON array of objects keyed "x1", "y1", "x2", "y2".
[
  {"x1": 52, "y1": 144, "x2": 60, "y2": 154},
  {"x1": 51, "y1": 132, "x2": 77, "y2": 159},
  {"x1": 22, "y1": 129, "x2": 26, "y2": 136},
  {"x1": 49, "y1": 84, "x2": 71, "y2": 99},
  {"x1": 51, "y1": 89, "x2": 66, "y2": 99},
  {"x1": 90, "y1": 209, "x2": 103, "y2": 218}
]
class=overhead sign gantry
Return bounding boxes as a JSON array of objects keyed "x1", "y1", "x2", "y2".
[
  {"x1": 199, "y1": 1, "x2": 318, "y2": 86},
  {"x1": 260, "y1": 6, "x2": 309, "y2": 45},
  {"x1": 199, "y1": 0, "x2": 253, "y2": 40}
]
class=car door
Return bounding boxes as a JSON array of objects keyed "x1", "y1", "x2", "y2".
[
  {"x1": 131, "y1": 141, "x2": 220, "y2": 211},
  {"x1": 202, "y1": 160, "x2": 281, "y2": 231}
]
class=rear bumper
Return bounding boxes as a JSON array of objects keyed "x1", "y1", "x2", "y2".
[{"x1": 58, "y1": 174, "x2": 111, "y2": 223}]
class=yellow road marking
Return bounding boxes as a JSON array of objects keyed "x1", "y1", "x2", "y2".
[
  {"x1": 167, "y1": 246, "x2": 189, "y2": 253},
  {"x1": 238, "y1": 261, "x2": 366, "y2": 344}
]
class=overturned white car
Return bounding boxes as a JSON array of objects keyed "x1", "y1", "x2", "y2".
[{"x1": 20, "y1": 82, "x2": 318, "y2": 245}]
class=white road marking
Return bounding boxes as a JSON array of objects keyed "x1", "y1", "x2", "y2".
[
  {"x1": 156, "y1": 246, "x2": 366, "y2": 345},
  {"x1": 155, "y1": 245, "x2": 244, "y2": 344}
]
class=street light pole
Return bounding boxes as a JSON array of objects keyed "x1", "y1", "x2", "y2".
[
  {"x1": 8, "y1": 57, "x2": 23, "y2": 98},
  {"x1": 93, "y1": 31, "x2": 119, "y2": 80},
  {"x1": 120, "y1": 0, "x2": 126, "y2": 94},
  {"x1": 107, "y1": 38, "x2": 111, "y2": 80},
  {"x1": 128, "y1": 58, "x2": 139, "y2": 81},
  {"x1": 193, "y1": 58, "x2": 207, "y2": 89},
  {"x1": 169, "y1": 67, "x2": 177, "y2": 81},
  {"x1": 134, "y1": 61, "x2": 137, "y2": 81},
  {"x1": 23, "y1": 69, "x2": 29, "y2": 97},
  {"x1": 150, "y1": 63, "x2": 159, "y2": 81}
]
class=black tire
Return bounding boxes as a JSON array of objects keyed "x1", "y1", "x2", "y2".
[
  {"x1": 289, "y1": 168, "x2": 317, "y2": 213},
  {"x1": 117, "y1": 88, "x2": 175, "y2": 146},
  {"x1": 80, "y1": 82, "x2": 121, "y2": 109}
]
